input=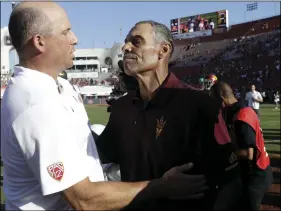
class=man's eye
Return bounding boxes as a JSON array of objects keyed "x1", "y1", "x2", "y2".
[
  {"x1": 132, "y1": 38, "x2": 142, "y2": 45},
  {"x1": 63, "y1": 30, "x2": 71, "y2": 35}
]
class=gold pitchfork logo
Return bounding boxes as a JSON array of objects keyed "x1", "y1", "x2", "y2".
[{"x1": 156, "y1": 116, "x2": 167, "y2": 139}]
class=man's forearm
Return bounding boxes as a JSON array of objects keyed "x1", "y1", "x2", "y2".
[
  {"x1": 65, "y1": 178, "x2": 181, "y2": 210},
  {"x1": 65, "y1": 169, "x2": 207, "y2": 210},
  {"x1": 254, "y1": 98, "x2": 263, "y2": 103},
  {"x1": 64, "y1": 179, "x2": 152, "y2": 211},
  {"x1": 83, "y1": 181, "x2": 150, "y2": 210}
]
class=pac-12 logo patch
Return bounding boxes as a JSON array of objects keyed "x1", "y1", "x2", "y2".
[{"x1": 47, "y1": 162, "x2": 64, "y2": 181}]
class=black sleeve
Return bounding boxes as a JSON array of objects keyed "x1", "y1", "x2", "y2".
[
  {"x1": 95, "y1": 108, "x2": 119, "y2": 164},
  {"x1": 201, "y1": 97, "x2": 229, "y2": 174},
  {"x1": 233, "y1": 121, "x2": 256, "y2": 149},
  {"x1": 187, "y1": 93, "x2": 230, "y2": 209},
  {"x1": 185, "y1": 92, "x2": 220, "y2": 174}
]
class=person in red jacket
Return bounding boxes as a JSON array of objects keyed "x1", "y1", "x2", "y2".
[{"x1": 210, "y1": 81, "x2": 273, "y2": 211}]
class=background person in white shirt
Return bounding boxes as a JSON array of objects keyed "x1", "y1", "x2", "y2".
[
  {"x1": 209, "y1": 20, "x2": 215, "y2": 29},
  {"x1": 198, "y1": 21, "x2": 204, "y2": 31},
  {"x1": 274, "y1": 91, "x2": 279, "y2": 109},
  {"x1": 0, "y1": 2, "x2": 208, "y2": 211},
  {"x1": 245, "y1": 84, "x2": 263, "y2": 116}
]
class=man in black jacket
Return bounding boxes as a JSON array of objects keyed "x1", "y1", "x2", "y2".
[{"x1": 96, "y1": 20, "x2": 242, "y2": 210}]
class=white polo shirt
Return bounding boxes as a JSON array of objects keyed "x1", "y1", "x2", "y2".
[
  {"x1": 209, "y1": 21, "x2": 215, "y2": 29},
  {"x1": 1, "y1": 66, "x2": 104, "y2": 210},
  {"x1": 245, "y1": 90, "x2": 263, "y2": 110}
]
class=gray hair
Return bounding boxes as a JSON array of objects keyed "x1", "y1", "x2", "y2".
[
  {"x1": 8, "y1": 6, "x2": 53, "y2": 55},
  {"x1": 135, "y1": 20, "x2": 174, "y2": 57}
]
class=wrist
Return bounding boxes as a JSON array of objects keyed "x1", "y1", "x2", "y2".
[{"x1": 124, "y1": 179, "x2": 165, "y2": 208}]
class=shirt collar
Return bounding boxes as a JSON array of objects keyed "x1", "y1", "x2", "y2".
[
  {"x1": 161, "y1": 72, "x2": 180, "y2": 88},
  {"x1": 132, "y1": 72, "x2": 180, "y2": 108},
  {"x1": 13, "y1": 65, "x2": 59, "y2": 89}
]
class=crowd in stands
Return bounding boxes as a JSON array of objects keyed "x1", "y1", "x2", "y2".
[
  {"x1": 69, "y1": 78, "x2": 95, "y2": 86},
  {"x1": 203, "y1": 31, "x2": 279, "y2": 93},
  {"x1": 170, "y1": 17, "x2": 280, "y2": 103},
  {"x1": 69, "y1": 77, "x2": 115, "y2": 87}
]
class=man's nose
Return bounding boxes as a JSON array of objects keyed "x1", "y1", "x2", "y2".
[
  {"x1": 71, "y1": 31, "x2": 78, "y2": 45},
  {"x1": 122, "y1": 42, "x2": 132, "y2": 53}
]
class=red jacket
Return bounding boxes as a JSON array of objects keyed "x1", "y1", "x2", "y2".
[
  {"x1": 215, "y1": 109, "x2": 231, "y2": 145},
  {"x1": 234, "y1": 107, "x2": 270, "y2": 170}
]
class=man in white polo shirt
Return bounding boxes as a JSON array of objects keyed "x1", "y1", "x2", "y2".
[
  {"x1": 245, "y1": 84, "x2": 263, "y2": 117},
  {"x1": 1, "y1": 2, "x2": 208, "y2": 210}
]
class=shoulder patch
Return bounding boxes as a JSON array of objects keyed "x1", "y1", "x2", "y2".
[{"x1": 47, "y1": 162, "x2": 64, "y2": 181}]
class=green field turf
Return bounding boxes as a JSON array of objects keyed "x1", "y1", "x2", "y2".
[{"x1": 1, "y1": 104, "x2": 280, "y2": 204}]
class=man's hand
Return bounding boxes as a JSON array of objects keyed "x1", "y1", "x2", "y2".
[
  {"x1": 162, "y1": 163, "x2": 195, "y2": 179},
  {"x1": 253, "y1": 97, "x2": 259, "y2": 102},
  {"x1": 162, "y1": 163, "x2": 209, "y2": 200}
]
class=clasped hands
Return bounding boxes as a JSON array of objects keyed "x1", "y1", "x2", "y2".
[{"x1": 161, "y1": 163, "x2": 209, "y2": 200}]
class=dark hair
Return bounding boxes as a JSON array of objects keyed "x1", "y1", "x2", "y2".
[
  {"x1": 210, "y1": 81, "x2": 235, "y2": 106},
  {"x1": 134, "y1": 20, "x2": 174, "y2": 57},
  {"x1": 8, "y1": 6, "x2": 52, "y2": 55}
]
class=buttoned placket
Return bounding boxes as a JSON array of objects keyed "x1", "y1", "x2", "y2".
[
  {"x1": 57, "y1": 81, "x2": 75, "y2": 113},
  {"x1": 56, "y1": 80, "x2": 63, "y2": 94}
]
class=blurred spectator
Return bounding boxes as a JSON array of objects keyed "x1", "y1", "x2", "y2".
[{"x1": 170, "y1": 27, "x2": 280, "y2": 101}]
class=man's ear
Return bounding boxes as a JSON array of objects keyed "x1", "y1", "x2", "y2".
[
  {"x1": 159, "y1": 42, "x2": 172, "y2": 59},
  {"x1": 31, "y1": 34, "x2": 46, "y2": 53}
]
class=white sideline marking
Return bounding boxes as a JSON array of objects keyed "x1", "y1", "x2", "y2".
[
  {"x1": 264, "y1": 140, "x2": 280, "y2": 143},
  {"x1": 262, "y1": 120, "x2": 280, "y2": 125}
]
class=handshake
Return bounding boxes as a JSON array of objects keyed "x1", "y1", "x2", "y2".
[{"x1": 161, "y1": 162, "x2": 208, "y2": 199}]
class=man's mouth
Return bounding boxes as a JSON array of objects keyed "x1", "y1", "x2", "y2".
[
  {"x1": 124, "y1": 58, "x2": 136, "y2": 61},
  {"x1": 123, "y1": 54, "x2": 137, "y2": 60}
]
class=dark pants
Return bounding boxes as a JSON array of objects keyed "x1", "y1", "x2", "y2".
[
  {"x1": 212, "y1": 176, "x2": 243, "y2": 211},
  {"x1": 241, "y1": 165, "x2": 273, "y2": 211}
]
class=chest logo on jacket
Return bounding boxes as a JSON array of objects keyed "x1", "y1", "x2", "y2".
[{"x1": 156, "y1": 116, "x2": 167, "y2": 139}]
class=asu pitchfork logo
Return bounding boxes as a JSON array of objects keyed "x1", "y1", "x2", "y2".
[
  {"x1": 156, "y1": 116, "x2": 167, "y2": 139},
  {"x1": 47, "y1": 162, "x2": 64, "y2": 181}
]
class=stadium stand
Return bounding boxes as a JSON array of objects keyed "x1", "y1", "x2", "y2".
[{"x1": 169, "y1": 15, "x2": 280, "y2": 101}]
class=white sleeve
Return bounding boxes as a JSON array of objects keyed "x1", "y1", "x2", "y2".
[
  {"x1": 12, "y1": 103, "x2": 91, "y2": 196},
  {"x1": 258, "y1": 92, "x2": 263, "y2": 100}
]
